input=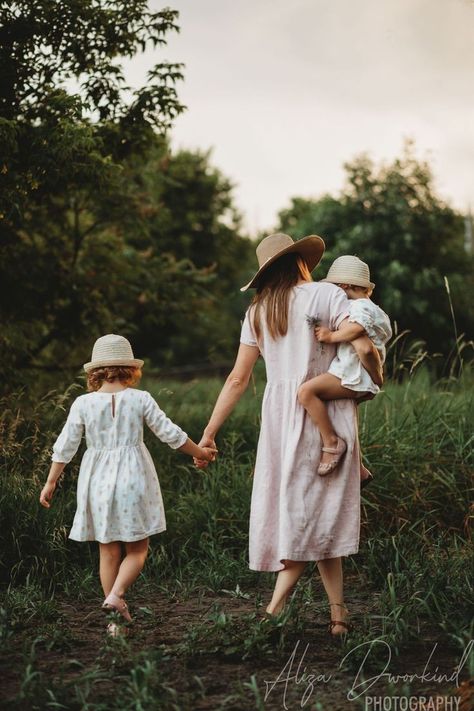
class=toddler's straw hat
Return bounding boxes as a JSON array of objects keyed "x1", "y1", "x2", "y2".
[
  {"x1": 324, "y1": 255, "x2": 375, "y2": 289},
  {"x1": 241, "y1": 232, "x2": 325, "y2": 291},
  {"x1": 83, "y1": 334, "x2": 144, "y2": 372}
]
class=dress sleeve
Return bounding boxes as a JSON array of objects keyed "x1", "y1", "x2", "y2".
[
  {"x1": 51, "y1": 398, "x2": 84, "y2": 463},
  {"x1": 143, "y1": 392, "x2": 188, "y2": 449},
  {"x1": 348, "y1": 300, "x2": 377, "y2": 341},
  {"x1": 240, "y1": 308, "x2": 258, "y2": 347},
  {"x1": 328, "y1": 285, "x2": 350, "y2": 331}
]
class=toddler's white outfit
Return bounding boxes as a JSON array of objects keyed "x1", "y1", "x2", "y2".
[
  {"x1": 52, "y1": 388, "x2": 187, "y2": 543},
  {"x1": 328, "y1": 298, "x2": 392, "y2": 395}
]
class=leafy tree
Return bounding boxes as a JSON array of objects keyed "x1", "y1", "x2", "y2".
[
  {"x1": 0, "y1": 2, "x2": 189, "y2": 385},
  {"x1": 277, "y1": 144, "x2": 474, "y2": 353}
]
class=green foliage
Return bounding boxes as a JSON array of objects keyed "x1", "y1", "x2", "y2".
[
  {"x1": 0, "y1": 2, "x2": 254, "y2": 391},
  {"x1": 278, "y1": 142, "x2": 474, "y2": 354}
]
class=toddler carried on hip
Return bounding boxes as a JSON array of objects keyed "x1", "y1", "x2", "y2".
[{"x1": 298, "y1": 256, "x2": 391, "y2": 484}]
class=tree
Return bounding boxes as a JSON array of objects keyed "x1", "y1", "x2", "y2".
[
  {"x1": 0, "y1": 1, "x2": 187, "y2": 383},
  {"x1": 277, "y1": 144, "x2": 474, "y2": 354}
]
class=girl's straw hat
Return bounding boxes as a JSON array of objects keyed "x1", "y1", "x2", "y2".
[
  {"x1": 324, "y1": 255, "x2": 375, "y2": 289},
  {"x1": 240, "y1": 232, "x2": 325, "y2": 291},
  {"x1": 83, "y1": 334, "x2": 144, "y2": 372}
]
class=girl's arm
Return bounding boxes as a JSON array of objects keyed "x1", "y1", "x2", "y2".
[
  {"x1": 40, "y1": 462, "x2": 66, "y2": 508},
  {"x1": 201, "y1": 343, "x2": 260, "y2": 445},
  {"x1": 178, "y1": 438, "x2": 217, "y2": 461}
]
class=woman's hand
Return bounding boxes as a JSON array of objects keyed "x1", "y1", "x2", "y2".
[
  {"x1": 314, "y1": 326, "x2": 334, "y2": 343},
  {"x1": 39, "y1": 481, "x2": 56, "y2": 508},
  {"x1": 198, "y1": 446, "x2": 218, "y2": 463},
  {"x1": 194, "y1": 434, "x2": 217, "y2": 469}
]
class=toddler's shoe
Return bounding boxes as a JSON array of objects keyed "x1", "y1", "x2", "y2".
[{"x1": 318, "y1": 436, "x2": 347, "y2": 476}]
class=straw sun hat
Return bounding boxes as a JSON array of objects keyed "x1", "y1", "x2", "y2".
[
  {"x1": 240, "y1": 232, "x2": 325, "y2": 291},
  {"x1": 83, "y1": 334, "x2": 144, "y2": 372},
  {"x1": 324, "y1": 255, "x2": 375, "y2": 290}
]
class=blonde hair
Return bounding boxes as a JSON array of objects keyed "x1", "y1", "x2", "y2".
[
  {"x1": 87, "y1": 366, "x2": 142, "y2": 392},
  {"x1": 250, "y1": 253, "x2": 312, "y2": 342}
]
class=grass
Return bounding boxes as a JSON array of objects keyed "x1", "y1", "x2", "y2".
[{"x1": 0, "y1": 363, "x2": 473, "y2": 709}]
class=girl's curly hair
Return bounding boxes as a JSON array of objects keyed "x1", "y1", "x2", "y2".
[{"x1": 87, "y1": 366, "x2": 142, "y2": 392}]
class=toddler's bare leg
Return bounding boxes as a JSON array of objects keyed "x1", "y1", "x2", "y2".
[
  {"x1": 99, "y1": 542, "x2": 122, "y2": 597},
  {"x1": 110, "y1": 538, "x2": 149, "y2": 598},
  {"x1": 298, "y1": 373, "x2": 356, "y2": 466}
]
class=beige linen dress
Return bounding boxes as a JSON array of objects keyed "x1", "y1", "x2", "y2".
[{"x1": 240, "y1": 281, "x2": 361, "y2": 572}]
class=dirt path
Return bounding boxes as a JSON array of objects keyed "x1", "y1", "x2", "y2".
[{"x1": 1, "y1": 578, "x2": 471, "y2": 710}]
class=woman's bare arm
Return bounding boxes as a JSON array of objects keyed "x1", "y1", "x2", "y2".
[
  {"x1": 202, "y1": 343, "x2": 260, "y2": 442},
  {"x1": 352, "y1": 337, "x2": 383, "y2": 386}
]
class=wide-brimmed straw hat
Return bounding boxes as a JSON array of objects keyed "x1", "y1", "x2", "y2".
[
  {"x1": 83, "y1": 334, "x2": 144, "y2": 372},
  {"x1": 240, "y1": 232, "x2": 325, "y2": 291},
  {"x1": 324, "y1": 255, "x2": 375, "y2": 289}
]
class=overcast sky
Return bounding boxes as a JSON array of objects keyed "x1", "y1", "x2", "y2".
[{"x1": 124, "y1": 0, "x2": 474, "y2": 234}]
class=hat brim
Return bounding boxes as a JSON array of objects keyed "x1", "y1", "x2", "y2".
[
  {"x1": 240, "y1": 235, "x2": 325, "y2": 291},
  {"x1": 322, "y1": 277, "x2": 375, "y2": 289},
  {"x1": 83, "y1": 358, "x2": 144, "y2": 373}
]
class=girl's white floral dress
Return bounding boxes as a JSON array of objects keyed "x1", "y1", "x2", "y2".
[{"x1": 52, "y1": 388, "x2": 188, "y2": 543}]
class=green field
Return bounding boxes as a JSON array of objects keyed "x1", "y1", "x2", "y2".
[{"x1": 0, "y1": 366, "x2": 473, "y2": 710}]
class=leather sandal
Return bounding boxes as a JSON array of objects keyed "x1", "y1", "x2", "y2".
[
  {"x1": 328, "y1": 602, "x2": 353, "y2": 636},
  {"x1": 360, "y1": 462, "x2": 374, "y2": 489},
  {"x1": 318, "y1": 437, "x2": 347, "y2": 476},
  {"x1": 102, "y1": 591, "x2": 132, "y2": 623}
]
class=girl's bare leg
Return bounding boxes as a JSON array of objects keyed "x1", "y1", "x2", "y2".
[
  {"x1": 266, "y1": 559, "x2": 307, "y2": 615},
  {"x1": 110, "y1": 538, "x2": 149, "y2": 598},
  {"x1": 298, "y1": 373, "x2": 357, "y2": 466},
  {"x1": 317, "y1": 556, "x2": 349, "y2": 635},
  {"x1": 99, "y1": 542, "x2": 122, "y2": 597}
]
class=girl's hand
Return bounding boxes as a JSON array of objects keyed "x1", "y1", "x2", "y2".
[
  {"x1": 314, "y1": 326, "x2": 334, "y2": 343},
  {"x1": 198, "y1": 446, "x2": 218, "y2": 463},
  {"x1": 40, "y1": 481, "x2": 56, "y2": 508},
  {"x1": 194, "y1": 435, "x2": 217, "y2": 468}
]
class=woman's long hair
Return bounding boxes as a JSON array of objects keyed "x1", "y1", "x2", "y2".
[{"x1": 250, "y1": 253, "x2": 312, "y2": 342}]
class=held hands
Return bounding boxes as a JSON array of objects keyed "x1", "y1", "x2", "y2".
[
  {"x1": 199, "y1": 446, "x2": 218, "y2": 463},
  {"x1": 194, "y1": 435, "x2": 217, "y2": 469},
  {"x1": 39, "y1": 481, "x2": 56, "y2": 508},
  {"x1": 314, "y1": 326, "x2": 334, "y2": 343}
]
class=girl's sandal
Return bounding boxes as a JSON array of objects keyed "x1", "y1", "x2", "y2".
[
  {"x1": 328, "y1": 602, "x2": 353, "y2": 637},
  {"x1": 318, "y1": 437, "x2": 347, "y2": 476},
  {"x1": 102, "y1": 591, "x2": 132, "y2": 623}
]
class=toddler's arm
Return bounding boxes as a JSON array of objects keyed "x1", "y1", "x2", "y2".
[{"x1": 315, "y1": 321, "x2": 366, "y2": 343}]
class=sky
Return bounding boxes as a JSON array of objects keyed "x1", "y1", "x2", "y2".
[{"x1": 124, "y1": 0, "x2": 474, "y2": 234}]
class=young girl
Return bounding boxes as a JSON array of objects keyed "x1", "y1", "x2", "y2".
[
  {"x1": 298, "y1": 256, "x2": 392, "y2": 483},
  {"x1": 39, "y1": 334, "x2": 216, "y2": 632}
]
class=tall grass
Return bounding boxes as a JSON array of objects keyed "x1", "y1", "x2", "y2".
[{"x1": 0, "y1": 359, "x2": 472, "y2": 706}]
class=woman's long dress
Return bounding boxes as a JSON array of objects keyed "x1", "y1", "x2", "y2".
[{"x1": 240, "y1": 281, "x2": 361, "y2": 571}]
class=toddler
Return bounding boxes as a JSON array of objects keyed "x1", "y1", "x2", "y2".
[
  {"x1": 298, "y1": 256, "x2": 391, "y2": 483},
  {"x1": 40, "y1": 334, "x2": 216, "y2": 634}
]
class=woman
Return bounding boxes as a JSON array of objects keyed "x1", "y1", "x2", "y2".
[{"x1": 197, "y1": 233, "x2": 382, "y2": 635}]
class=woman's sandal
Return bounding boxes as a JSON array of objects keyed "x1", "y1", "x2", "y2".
[
  {"x1": 102, "y1": 591, "x2": 132, "y2": 623},
  {"x1": 318, "y1": 437, "x2": 347, "y2": 476},
  {"x1": 360, "y1": 466, "x2": 374, "y2": 489},
  {"x1": 328, "y1": 602, "x2": 353, "y2": 636}
]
